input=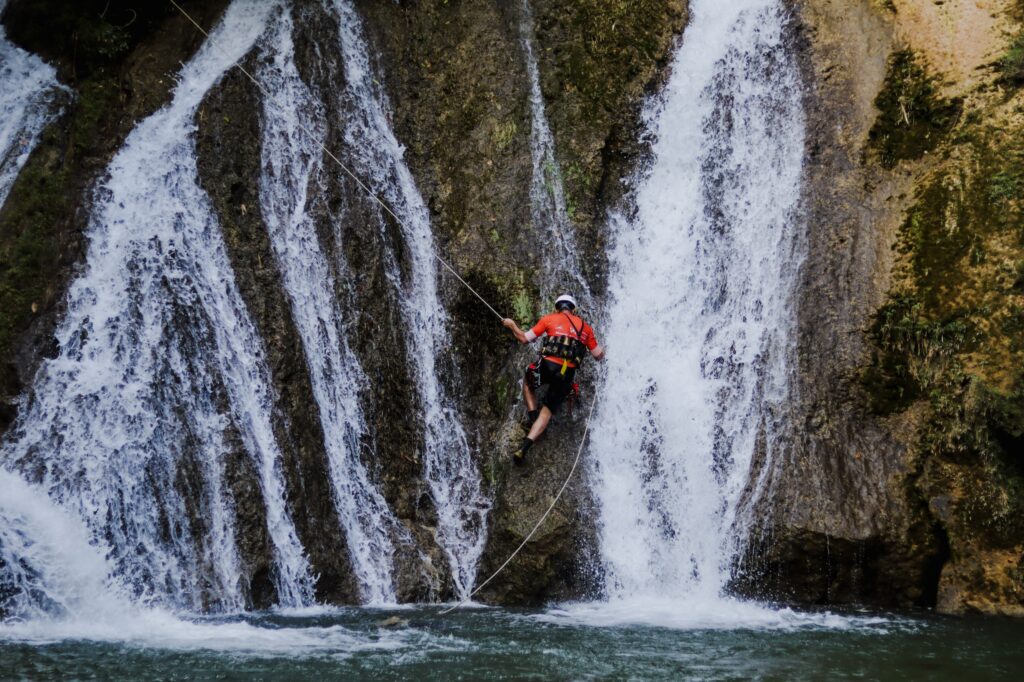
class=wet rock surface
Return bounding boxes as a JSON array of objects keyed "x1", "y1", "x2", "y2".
[
  {"x1": 737, "y1": 0, "x2": 1024, "y2": 615},
  {"x1": 195, "y1": 48, "x2": 361, "y2": 606},
  {"x1": 356, "y1": 0, "x2": 686, "y2": 603},
  {"x1": 2, "y1": 0, "x2": 1021, "y2": 615}
]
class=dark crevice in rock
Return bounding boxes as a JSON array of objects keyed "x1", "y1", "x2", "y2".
[{"x1": 921, "y1": 522, "x2": 951, "y2": 609}]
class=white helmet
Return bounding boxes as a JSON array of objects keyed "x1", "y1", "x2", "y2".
[{"x1": 554, "y1": 294, "x2": 577, "y2": 311}]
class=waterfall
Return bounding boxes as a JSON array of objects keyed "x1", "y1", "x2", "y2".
[
  {"x1": 255, "y1": 6, "x2": 403, "y2": 604},
  {"x1": 0, "y1": 468, "x2": 131, "y2": 621},
  {"x1": 589, "y1": 0, "x2": 805, "y2": 611},
  {"x1": 0, "y1": 0, "x2": 67, "y2": 208},
  {"x1": 0, "y1": 0, "x2": 317, "y2": 612},
  {"x1": 331, "y1": 0, "x2": 490, "y2": 599},
  {"x1": 518, "y1": 0, "x2": 588, "y2": 300}
]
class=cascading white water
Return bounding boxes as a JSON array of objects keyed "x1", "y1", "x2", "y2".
[
  {"x1": 332, "y1": 0, "x2": 490, "y2": 599},
  {"x1": 0, "y1": 0, "x2": 316, "y2": 612},
  {"x1": 255, "y1": 7, "x2": 403, "y2": 604},
  {"x1": 518, "y1": 0, "x2": 588, "y2": 300},
  {"x1": 588, "y1": 0, "x2": 805, "y2": 616},
  {"x1": 0, "y1": 469, "x2": 121, "y2": 620},
  {"x1": 0, "y1": 466, "x2": 451, "y2": 652},
  {"x1": 0, "y1": 0, "x2": 67, "y2": 208}
]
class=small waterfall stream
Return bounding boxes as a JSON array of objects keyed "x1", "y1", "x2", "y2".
[
  {"x1": 0, "y1": 0, "x2": 67, "y2": 208},
  {"x1": 588, "y1": 0, "x2": 805, "y2": 619},
  {"x1": 332, "y1": 0, "x2": 490, "y2": 599},
  {"x1": 518, "y1": 0, "x2": 588, "y2": 300},
  {"x1": 256, "y1": 6, "x2": 403, "y2": 604}
]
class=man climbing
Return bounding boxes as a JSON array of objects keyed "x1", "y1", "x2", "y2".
[{"x1": 502, "y1": 294, "x2": 604, "y2": 465}]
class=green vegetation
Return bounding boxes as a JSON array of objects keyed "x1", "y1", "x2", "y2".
[
  {"x1": 989, "y1": 169, "x2": 1022, "y2": 203},
  {"x1": 0, "y1": 140, "x2": 69, "y2": 356},
  {"x1": 77, "y1": 15, "x2": 132, "y2": 61},
  {"x1": 868, "y1": 50, "x2": 962, "y2": 168},
  {"x1": 1000, "y1": 33, "x2": 1024, "y2": 86},
  {"x1": 866, "y1": 294, "x2": 973, "y2": 412},
  {"x1": 493, "y1": 119, "x2": 517, "y2": 152},
  {"x1": 511, "y1": 287, "x2": 534, "y2": 323},
  {"x1": 865, "y1": 119, "x2": 1024, "y2": 548}
]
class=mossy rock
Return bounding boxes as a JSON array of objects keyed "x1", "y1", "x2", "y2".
[{"x1": 868, "y1": 50, "x2": 962, "y2": 168}]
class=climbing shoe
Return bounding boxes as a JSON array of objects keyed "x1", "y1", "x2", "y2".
[{"x1": 514, "y1": 437, "x2": 534, "y2": 466}]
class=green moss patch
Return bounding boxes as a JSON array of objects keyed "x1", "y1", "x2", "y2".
[
  {"x1": 0, "y1": 145, "x2": 70, "y2": 355},
  {"x1": 868, "y1": 50, "x2": 962, "y2": 168},
  {"x1": 865, "y1": 114, "x2": 1024, "y2": 551},
  {"x1": 1000, "y1": 32, "x2": 1024, "y2": 87},
  {"x1": 0, "y1": 68, "x2": 130, "y2": 360},
  {"x1": 865, "y1": 294, "x2": 974, "y2": 413}
]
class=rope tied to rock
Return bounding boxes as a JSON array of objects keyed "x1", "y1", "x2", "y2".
[{"x1": 441, "y1": 392, "x2": 598, "y2": 614}]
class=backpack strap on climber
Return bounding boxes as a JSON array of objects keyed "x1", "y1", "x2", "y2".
[{"x1": 539, "y1": 312, "x2": 588, "y2": 371}]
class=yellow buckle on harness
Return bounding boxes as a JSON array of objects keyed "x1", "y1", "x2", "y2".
[{"x1": 561, "y1": 359, "x2": 568, "y2": 376}]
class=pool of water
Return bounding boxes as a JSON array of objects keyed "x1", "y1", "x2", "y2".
[{"x1": 1, "y1": 601, "x2": 1022, "y2": 680}]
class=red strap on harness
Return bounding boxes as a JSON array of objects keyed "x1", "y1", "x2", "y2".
[{"x1": 568, "y1": 382, "x2": 581, "y2": 415}]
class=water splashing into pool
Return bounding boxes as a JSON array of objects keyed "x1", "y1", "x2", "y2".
[{"x1": 586, "y1": 0, "x2": 806, "y2": 623}]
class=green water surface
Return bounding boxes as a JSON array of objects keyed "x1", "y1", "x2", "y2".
[{"x1": 1, "y1": 605, "x2": 1022, "y2": 680}]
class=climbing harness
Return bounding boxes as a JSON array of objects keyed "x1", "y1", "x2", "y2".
[
  {"x1": 169, "y1": 0, "x2": 598, "y2": 615},
  {"x1": 539, "y1": 312, "x2": 588, "y2": 372},
  {"x1": 440, "y1": 391, "x2": 598, "y2": 615}
]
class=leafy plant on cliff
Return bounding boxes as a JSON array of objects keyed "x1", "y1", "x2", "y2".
[
  {"x1": 865, "y1": 294, "x2": 973, "y2": 413},
  {"x1": 868, "y1": 50, "x2": 962, "y2": 168},
  {"x1": 1000, "y1": 32, "x2": 1024, "y2": 86},
  {"x1": 866, "y1": 119, "x2": 1024, "y2": 554}
]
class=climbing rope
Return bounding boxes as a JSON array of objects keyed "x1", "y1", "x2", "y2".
[
  {"x1": 170, "y1": 0, "x2": 597, "y2": 613},
  {"x1": 440, "y1": 391, "x2": 598, "y2": 615},
  {"x1": 169, "y1": 0, "x2": 504, "y2": 322}
]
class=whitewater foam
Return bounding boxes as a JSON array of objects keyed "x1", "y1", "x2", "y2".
[
  {"x1": 590, "y1": 0, "x2": 806, "y2": 609},
  {"x1": 537, "y1": 598, "x2": 894, "y2": 632},
  {"x1": 0, "y1": 0, "x2": 68, "y2": 208}
]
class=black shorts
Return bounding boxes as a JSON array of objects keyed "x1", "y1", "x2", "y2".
[{"x1": 525, "y1": 358, "x2": 577, "y2": 412}]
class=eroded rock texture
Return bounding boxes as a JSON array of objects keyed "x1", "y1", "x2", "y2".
[
  {"x1": 738, "y1": 0, "x2": 1024, "y2": 616},
  {"x1": 2, "y1": 0, "x2": 1022, "y2": 615}
]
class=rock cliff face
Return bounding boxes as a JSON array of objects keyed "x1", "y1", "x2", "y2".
[
  {"x1": 354, "y1": 0, "x2": 687, "y2": 604},
  {"x1": 0, "y1": 0, "x2": 686, "y2": 608},
  {"x1": 739, "y1": 0, "x2": 1024, "y2": 616},
  {"x1": 1, "y1": 0, "x2": 1022, "y2": 615}
]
